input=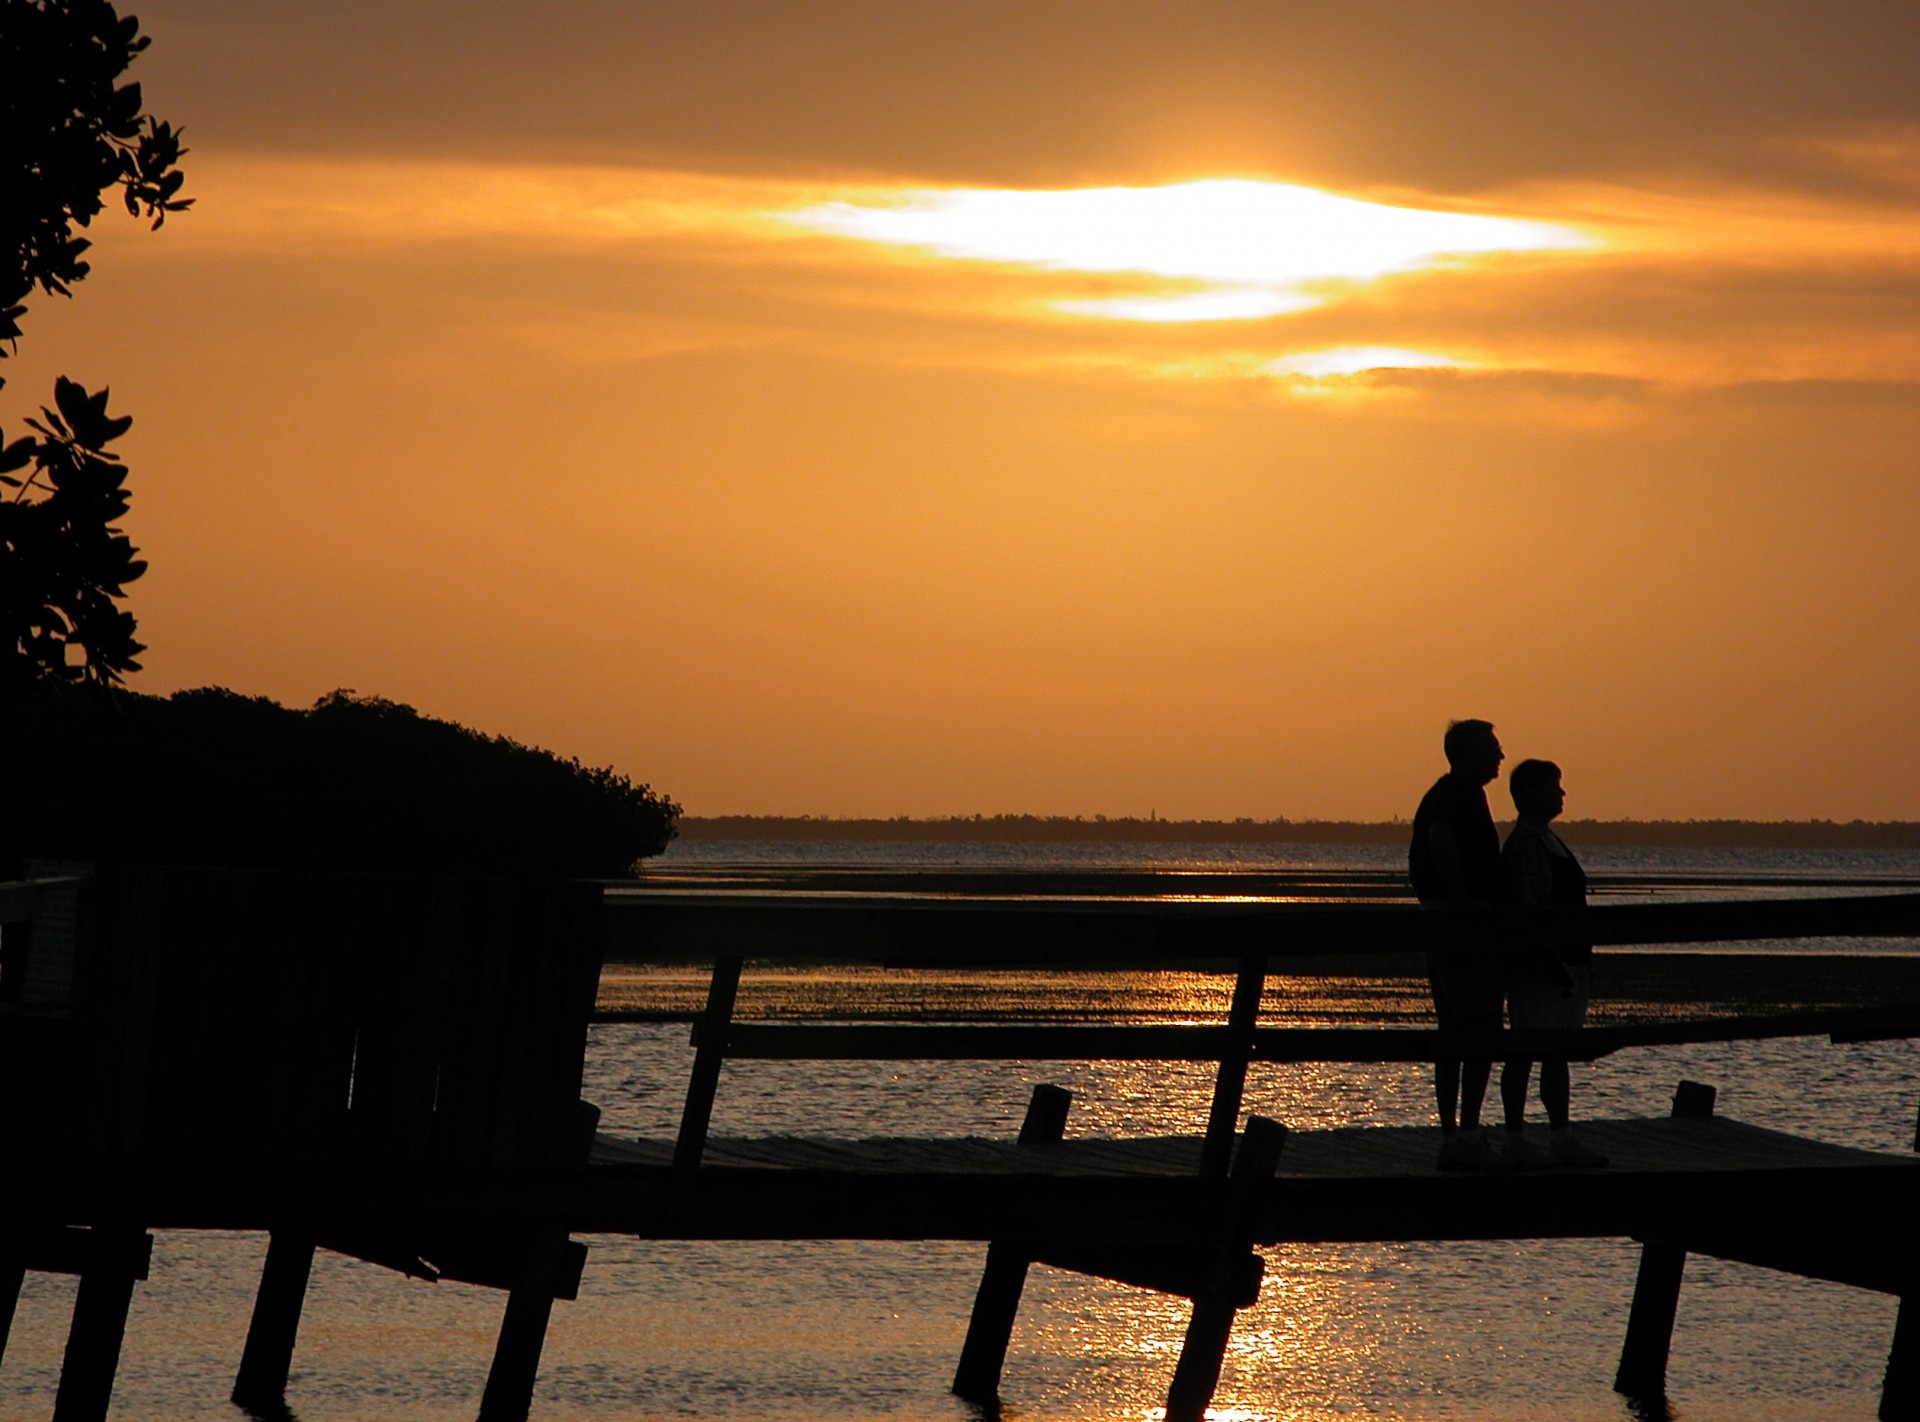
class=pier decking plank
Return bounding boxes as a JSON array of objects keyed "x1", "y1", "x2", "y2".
[
  {"x1": 576, "y1": 1115, "x2": 1920, "y2": 1264},
  {"x1": 18, "y1": 1113, "x2": 1903, "y2": 1249},
  {"x1": 589, "y1": 1113, "x2": 1910, "y2": 1182}
]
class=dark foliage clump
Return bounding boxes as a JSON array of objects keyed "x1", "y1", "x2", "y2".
[
  {"x1": 3, "y1": 686, "x2": 680, "y2": 877},
  {"x1": 2, "y1": 0, "x2": 189, "y2": 695}
]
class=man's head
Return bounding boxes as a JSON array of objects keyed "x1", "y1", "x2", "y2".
[
  {"x1": 1509, "y1": 758, "x2": 1565, "y2": 822},
  {"x1": 1443, "y1": 719, "x2": 1503, "y2": 784}
]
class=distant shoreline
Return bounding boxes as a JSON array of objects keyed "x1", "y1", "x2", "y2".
[{"x1": 679, "y1": 815, "x2": 1920, "y2": 849}]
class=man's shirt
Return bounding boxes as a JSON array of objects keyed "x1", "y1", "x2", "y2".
[{"x1": 1408, "y1": 773, "x2": 1501, "y2": 905}]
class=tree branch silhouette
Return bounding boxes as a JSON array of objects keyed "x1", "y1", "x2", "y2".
[{"x1": 1, "y1": 0, "x2": 188, "y2": 699}]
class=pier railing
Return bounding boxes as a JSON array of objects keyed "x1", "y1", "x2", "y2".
[{"x1": 615, "y1": 889, "x2": 1920, "y2": 1179}]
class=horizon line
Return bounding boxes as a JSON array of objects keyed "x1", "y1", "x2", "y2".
[
  {"x1": 674, "y1": 813, "x2": 1920, "y2": 849},
  {"x1": 682, "y1": 813, "x2": 1920, "y2": 827}
]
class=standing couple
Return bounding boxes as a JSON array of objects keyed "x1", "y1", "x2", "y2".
[{"x1": 1409, "y1": 718, "x2": 1609, "y2": 1172}]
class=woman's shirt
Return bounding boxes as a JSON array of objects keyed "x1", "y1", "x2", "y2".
[{"x1": 1502, "y1": 818, "x2": 1592, "y2": 966}]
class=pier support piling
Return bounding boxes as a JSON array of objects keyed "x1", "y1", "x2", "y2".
[
  {"x1": 231, "y1": 1230, "x2": 316, "y2": 1412},
  {"x1": 951, "y1": 1242, "x2": 1029, "y2": 1405},
  {"x1": 1881, "y1": 1079, "x2": 1920, "y2": 1421},
  {"x1": 0, "y1": 1251, "x2": 24, "y2": 1368},
  {"x1": 1615, "y1": 1242, "x2": 1688, "y2": 1398},
  {"x1": 52, "y1": 1226, "x2": 151, "y2": 1422},
  {"x1": 1165, "y1": 1115, "x2": 1285, "y2": 1422},
  {"x1": 477, "y1": 1230, "x2": 576, "y2": 1422},
  {"x1": 1615, "y1": 1080, "x2": 1716, "y2": 1399},
  {"x1": 952, "y1": 1084, "x2": 1072, "y2": 1403},
  {"x1": 1881, "y1": 1296, "x2": 1920, "y2": 1421}
]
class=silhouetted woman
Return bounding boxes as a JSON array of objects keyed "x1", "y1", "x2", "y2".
[{"x1": 1499, "y1": 758, "x2": 1609, "y2": 1168}]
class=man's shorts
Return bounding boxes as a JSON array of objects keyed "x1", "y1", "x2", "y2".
[{"x1": 1426, "y1": 948, "x2": 1505, "y2": 1036}]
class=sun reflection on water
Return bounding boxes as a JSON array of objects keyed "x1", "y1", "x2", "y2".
[{"x1": 1022, "y1": 1239, "x2": 1440, "y2": 1421}]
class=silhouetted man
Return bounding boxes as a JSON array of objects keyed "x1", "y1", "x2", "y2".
[{"x1": 1409, "y1": 718, "x2": 1505, "y2": 1171}]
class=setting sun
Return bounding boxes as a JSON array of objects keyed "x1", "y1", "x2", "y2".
[{"x1": 783, "y1": 178, "x2": 1595, "y2": 320}]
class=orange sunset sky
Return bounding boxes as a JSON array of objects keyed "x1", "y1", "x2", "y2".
[{"x1": 15, "y1": 1, "x2": 1920, "y2": 821}]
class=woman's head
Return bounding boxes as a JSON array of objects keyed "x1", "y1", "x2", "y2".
[{"x1": 1509, "y1": 758, "x2": 1565, "y2": 822}]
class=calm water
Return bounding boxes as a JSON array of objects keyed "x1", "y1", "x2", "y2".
[
  {"x1": 653, "y1": 837, "x2": 1920, "y2": 886},
  {"x1": 9, "y1": 842, "x2": 1920, "y2": 1421}
]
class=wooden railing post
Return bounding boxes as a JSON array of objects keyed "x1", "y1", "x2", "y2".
[
  {"x1": 673, "y1": 955, "x2": 743, "y2": 1202},
  {"x1": 952, "y1": 1084, "x2": 1072, "y2": 1402},
  {"x1": 1615, "y1": 1079, "x2": 1716, "y2": 1398},
  {"x1": 1166, "y1": 1115, "x2": 1285, "y2": 1422},
  {"x1": 1201, "y1": 957, "x2": 1267, "y2": 1178}
]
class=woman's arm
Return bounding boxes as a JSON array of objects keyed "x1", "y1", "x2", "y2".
[{"x1": 1504, "y1": 828, "x2": 1554, "y2": 908}]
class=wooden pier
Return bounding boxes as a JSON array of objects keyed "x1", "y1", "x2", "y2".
[{"x1": 5, "y1": 864, "x2": 1920, "y2": 1419}]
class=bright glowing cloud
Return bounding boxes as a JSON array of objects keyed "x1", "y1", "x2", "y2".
[{"x1": 784, "y1": 178, "x2": 1596, "y2": 321}]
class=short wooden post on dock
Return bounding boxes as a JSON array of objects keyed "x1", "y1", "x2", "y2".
[
  {"x1": 1615, "y1": 1079, "x2": 1716, "y2": 1399},
  {"x1": 1165, "y1": 1115, "x2": 1286, "y2": 1422},
  {"x1": 231, "y1": 1230, "x2": 316, "y2": 1412},
  {"x1": 52, "y1": 1226, "x2": 152, "y2": 1422},
  {"x1": 952, "y1": 1084, "x2": 1073, "y2": 1403}
]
